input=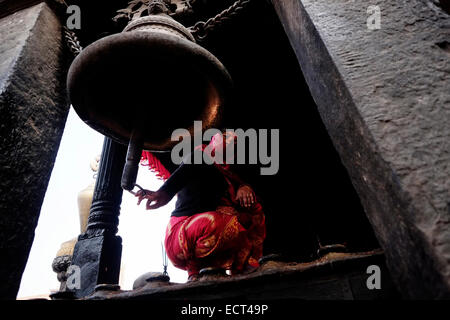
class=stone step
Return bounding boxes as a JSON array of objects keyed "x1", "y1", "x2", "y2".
[{"x1": 86, "y1": 250, "x2": 400, "y2": 300}]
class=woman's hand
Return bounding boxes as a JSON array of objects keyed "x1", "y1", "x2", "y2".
[
  {"x1": 136, "y1": 189, "x2": 170, "y2": 210},
  {"x1": 235, "y1": 185, "x2": 256, "y2": 208}
]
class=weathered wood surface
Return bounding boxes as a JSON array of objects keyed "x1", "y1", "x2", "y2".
[
  {"x1": 0, "y1": 3, "x2": 69, "y2": 299},
  {"x1": 271, "y1": 0, "x2": 450, "y2": 298}
]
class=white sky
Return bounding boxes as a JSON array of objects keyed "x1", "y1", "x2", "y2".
[{"x1": 17, "y1": 108, "x2": 187, "y2": 299}]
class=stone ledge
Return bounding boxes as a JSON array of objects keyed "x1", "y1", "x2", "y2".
[{"x1": 85, "y1": 250, "x2": 399, "y2": 300}]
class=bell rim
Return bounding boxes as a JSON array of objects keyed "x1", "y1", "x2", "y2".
[{"x1": 67, "y1": 31, "x2": 233, "y2": 151}]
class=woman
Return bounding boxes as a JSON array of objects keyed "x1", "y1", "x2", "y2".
[{"x1": 136, "y1": 131, "x2": 266, "y2": 281}]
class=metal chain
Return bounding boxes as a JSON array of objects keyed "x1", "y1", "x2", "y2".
[
  {"x1": 60, "y1": 0, "x2": 253, "y2": 53},
  {"x1": 188, "y1": 0, "x2": 252, "y2": 41},
  {"x1": 50, "y1": 0, "x2": 84, "y2": 57},
  {"x1": 63, "y1": 27, "x2": 83, "y2": 57},
  {"x1": 161, "y1": 241, "x2": 169, "y2": 277}
]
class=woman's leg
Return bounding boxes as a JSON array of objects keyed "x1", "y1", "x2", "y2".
[
  {"x1": 232, "y1": 203, "x2": 266, "y2": 274},
  {"x1": 165, "y1": 212, "x2": 238, "y2": 277},
  {"x1": 187, "y1": 211, "x2": 243, "y2": 271},
  {"x1": 165, "y1": 208, "x2": 265, "y2": 278}
]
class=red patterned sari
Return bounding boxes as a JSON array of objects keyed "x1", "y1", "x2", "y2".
[
  {"x1": 164, "y1": 168, "x2": 266, "y2": 277},
  {"x1": 144, "y1": 133, "x2": 266, "y2": 277}
]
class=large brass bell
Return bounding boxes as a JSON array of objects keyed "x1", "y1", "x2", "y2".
[{"x1": 67, "y1": 2, "x2": 233, "y2": 190}]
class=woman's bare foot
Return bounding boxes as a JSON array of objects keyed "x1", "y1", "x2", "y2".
[{"x1": 187, "y1": 274, "x2": 200, "y2": 282}]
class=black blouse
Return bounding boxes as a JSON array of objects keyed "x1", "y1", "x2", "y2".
[{"x1": 159, "y1": 150, "x2": 229, "y2": 217}]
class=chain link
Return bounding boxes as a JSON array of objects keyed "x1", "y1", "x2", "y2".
[
  {"x1": 63, "y1": 27, "x2": 83, "y2": 57},
  {"x1": 50, "y1": 0, "x2": 83, "y2": 57},
  {"x1": 188, "y1": 0, "x2": 252, "y2": 41}
]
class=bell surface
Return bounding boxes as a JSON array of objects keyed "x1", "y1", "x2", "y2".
[{"x1": 67, "y1": 13, "x2": 233, "y2": 151}]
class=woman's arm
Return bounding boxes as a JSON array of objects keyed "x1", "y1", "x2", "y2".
[{"x1": 136, "y1": 149, "x2": 208, "y2": 209}]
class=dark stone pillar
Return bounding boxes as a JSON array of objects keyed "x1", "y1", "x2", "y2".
[
  {"x1": 70, "y1": 137, "x2": 127, "y2": 298},
  {"x1": 0, "y1": 0, "x2": 42, "y2": 19},
  {"x1": 271, "y1": 0, "x2": 450, "y2": 298},
  {"x1": 0, "y1": 2, "x2": 70, "y2": 299}
]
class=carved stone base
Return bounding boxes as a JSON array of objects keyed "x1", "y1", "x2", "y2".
[
  {"x1": 70, "y1": 230, "x2": 122, "y2": 298},
  {"x1": 51, "y1": 254, "x2": 73, "y2": 291}
]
